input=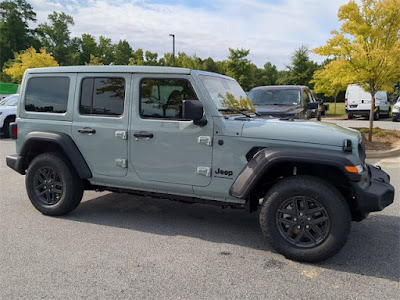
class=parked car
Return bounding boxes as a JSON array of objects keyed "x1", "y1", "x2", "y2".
[
  {"x1": 247, "y1": 85, "x2": 319, "y2": 120},
  {"x1": 392, "y1": 96, "x2": 400, "y2": 122},
  {"x1": 345, "y1": 84, "x2": 390, "y2": 120},
  {"x1": 6, "y1": 66, "x2": 394, "y2": 263},
  {"x1": 0, "y1": 93, "x2": 18, "y2": 137}
]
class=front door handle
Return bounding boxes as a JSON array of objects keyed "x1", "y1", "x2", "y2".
[
  {"x1": 133, "y1": 132, "x2": 154, "y2": 138},
  {"x1": 78, "y1": 128, "x2": 96, "y2": 134}
]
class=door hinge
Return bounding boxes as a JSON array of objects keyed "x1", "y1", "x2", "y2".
[
  {"x1": 197, "y1": 166, "x2": 211, "y2": 177},
  {"x1": 198, "y1": 136, "x2": 212, "y2": 147},
  {"x1": 115, "y1": 158, "x2": 127, "y2": 168},
  {"x1": 115, "y1": 130, "x2": 128, "y2": 140}
]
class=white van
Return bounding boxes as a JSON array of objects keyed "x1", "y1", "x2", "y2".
[{"x1": 345, "y1": 84, "x2": 390, "y2": 120}]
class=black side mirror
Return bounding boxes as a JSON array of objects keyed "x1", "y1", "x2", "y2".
[
  {"x1": 307, "y1": 102, "x2": 318, "y2": 110},
  {"x1": 182, "y1": 100, "x2": 206, "y2": 126}
]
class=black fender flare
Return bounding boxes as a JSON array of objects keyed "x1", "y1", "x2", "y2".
[
  {"x1": 19, "y1": 131, "x2": 92, "y2": 178},
  {"x1": 229, "y1": 147, "x2": 363, "y2": 199}
]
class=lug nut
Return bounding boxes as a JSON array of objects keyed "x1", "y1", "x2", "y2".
[
  {"x1": 299, "y1": 212, "x2": 303, "y2": 216},
  {"x1": 306, "y1": 225, "x2": 310, "y2": 229},
  {"x1": 294, "y1": 218, "x2": 297, "y2": 221},
  {"x1": 297, "y1": 225, "x2": 301, "y2": 229}
]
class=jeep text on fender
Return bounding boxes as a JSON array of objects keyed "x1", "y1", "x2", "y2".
[{"x1": 6, "y1": 66, "x2": 395, "y2": 263}]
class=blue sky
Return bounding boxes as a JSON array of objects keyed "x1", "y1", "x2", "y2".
[{"x1": 29, "y1": 0, "x2": 349, "y2": 69}]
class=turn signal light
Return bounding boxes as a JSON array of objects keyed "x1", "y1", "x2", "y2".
[{"x1": 345, "y1": 165, "x2": 363, "y2": 174}]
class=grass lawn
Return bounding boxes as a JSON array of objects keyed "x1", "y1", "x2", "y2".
[{"x1": 326, "y1": 102, "x2": 346, "y2": 116}]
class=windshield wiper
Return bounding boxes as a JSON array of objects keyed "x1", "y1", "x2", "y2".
[{"x1": 218, "y1": 108, "x2": 260, "y2": 117}]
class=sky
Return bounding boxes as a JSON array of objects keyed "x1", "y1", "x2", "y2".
[{"x1": 29, "y1": 0, "x2": 350, "y2": 69}]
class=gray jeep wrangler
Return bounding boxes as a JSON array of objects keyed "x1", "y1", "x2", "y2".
[{"x1": 6, "y1": 66, "x2": 395, "y2": 262}]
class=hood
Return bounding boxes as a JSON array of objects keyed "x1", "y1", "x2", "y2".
[
  {"x1": 255, "y1": 104, "x2": 302, "y2": 116},
  {"x1": 241, "y1": 118, "x2": 361, "y2": 147},
  {"x1": 0, "y1": 106, "x2": 17, "y2": 113}
]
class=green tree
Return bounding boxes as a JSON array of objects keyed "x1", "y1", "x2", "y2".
[
  {"x1": 280, "y1": 45, "x2": 320, "y2": 87},
  {"x1": 253, "y1": 62, "x2": 278, "y2": 87},
  {"x1": 314, "y1": 0, "x2": 400, "y2": 141},
  {"x1": 0, "y1": 0, "x2": 38, "y2": 69},
  {"x1": 3, "y1": 47, "x2": 58, "y2": 83},
  {"x1": 129, "y1": 48, "x2": 145, "y2": 65},
  {"x1": 79, "y1": 34, "x2": 97, "y2": 65},
  {"x1": 114, "y1": 39, "x2": 132, "y2": 65},
  {"x1": 144, "y1": 50, "x2": 159, "y2": 65},
  {"x1": 85, "y1": 54, "x2": 104, "y2": 66},
  {"x1": 37, "y1": 12, "x2": 75, "y2": 65},
  {"x1": 97, "y1": 36, "x2": 114, "y2": 65},
  {"x1": 225, "y1": 48, "x2": 254, "y2": 91}
]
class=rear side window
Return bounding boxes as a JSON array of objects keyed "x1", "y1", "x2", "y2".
[
  {"x1": 80, "y1": 77, "x2": 125, "y2": 116},
  {"x1": 25, "y1": 77, "x2": 70, "y2": 113}
]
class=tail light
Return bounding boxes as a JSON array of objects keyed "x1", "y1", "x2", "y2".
[
  {"x1": 345, "y1": 98, "x2": 348, "y2": 108},
  {"x1": 10, "y1": 122, "x2": 17, "y2": 139}
]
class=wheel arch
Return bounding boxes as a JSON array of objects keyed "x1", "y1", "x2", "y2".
[
  {"x1": 231, "y1": 147, "x2": 363, "y2": 218},
  {"x1": 18, "y1": 131, "x2": 92, "y2": 179}
]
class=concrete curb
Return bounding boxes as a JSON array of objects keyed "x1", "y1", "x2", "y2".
[{"x1": 366, "y1": 146, "x2": 400, "y2": 158}]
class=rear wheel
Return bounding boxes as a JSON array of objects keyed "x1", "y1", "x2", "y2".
[
  {"x1": 26, "y1": 153, "x2": 84, "y2": 216},
  {"x1": 259, "y1": 176, "x2": 351, "y2": 262},
  {"x1": 347, "y1": 113, "x2": 353, "y2": 119},
  {"x1": 373, "y1": 110, "x2": 380, "y2": 120}
]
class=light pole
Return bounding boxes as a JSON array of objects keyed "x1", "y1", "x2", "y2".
[{"x1": 169, "y1": 34, "x2": 175, "y2": 66}]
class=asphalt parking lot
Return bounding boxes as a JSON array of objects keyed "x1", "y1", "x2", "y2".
[{"x1": 0, "y1": 135, "x2": 399, "y2": 299}]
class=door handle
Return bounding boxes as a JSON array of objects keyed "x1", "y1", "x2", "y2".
[
  {"x1": 133, "y1": 132, "x2": 154, "y2": 138},
  {"x1": 78, "y1": 128, "x2": 96, "y2": 134}
]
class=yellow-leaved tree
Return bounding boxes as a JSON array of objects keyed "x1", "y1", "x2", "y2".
[
  {"x1": 313, "y1": 0, "x2": 400, "y2": 141},
  {"x1": 3, "y1": 47, "x2": 59, "y2": 83},
  {"x1": 311, "y1": 59, "x2": 352, "y2": 115}
]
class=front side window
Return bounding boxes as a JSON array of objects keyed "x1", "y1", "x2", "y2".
[
  {"x1": 25, "y1": 77, "x2": 69, "y2": 113},
  {"x1": 80, "y1": 77, "x2": 125, "y2": 116},
  {"x1": 140, "y1": 79, "x2": 198, "y2": 119},
  {"x1": 303, "y1": 90, "x2": 311, "y2": 104}
]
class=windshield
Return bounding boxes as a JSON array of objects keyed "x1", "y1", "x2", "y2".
[
  {"x1": 249, "y1": 89, "x2": 301, "y2": 106},
  {"x1": 0, "y1": 94, "x2": 19, "y2": 106},
  {"x1": 199, "y1": 75, "x2": 248, "y2": 109}
]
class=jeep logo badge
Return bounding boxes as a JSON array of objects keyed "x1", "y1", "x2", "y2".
[{"x1": 215, "y1": 168, "x2": 233, "y2": 177}]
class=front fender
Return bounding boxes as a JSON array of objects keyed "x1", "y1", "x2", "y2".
[{"x1": 229, "y1": 147, "x2": 363, "y2": 199}]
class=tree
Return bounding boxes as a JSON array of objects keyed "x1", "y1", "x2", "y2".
[
  {"x1": 97, "y1": 36, "x2": 114, "y2": 65},
  {"x1": 279, "y1": 45, "x2": 320, "y2": 87},
  {"x1": 114, "y1": 39, "x2": 132, "y2": 65},
  {"x1": 225, "y1": 48, "x2": 254, "y2": 91},
  {"x1": 0, "y1": 0, "x2": 38, "y2": 69},
  {"x1": 37, "y1": 12, "x2": 75, "y2": 66},
  {"x1": 3, "y1": 47, "x2": 58, "y2": 83},
  {"x1": 314, "y1": 0, "x2": 400, "y2": 141},
  {"x1": 79, "y1": 34, "x2": 97, "y2": 65},
  {"x1": 85, "y1": 54, "x2": 104, "y2": 66},
  {"x1": 253, "y1": 62, "x2": 278, "y2": 87},
  {"x1": 311, "y1": 59, "x2": 351, "y2": 114},
  {"x1": 129, "y1": 49, "x2": 144, "y2": 65}
]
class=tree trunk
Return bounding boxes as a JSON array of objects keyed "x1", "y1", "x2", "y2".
[
  {"x1": 368, "y1": 92, "x2": 375, "y2": 142},
  {"x1": 334, "y1": 94, "x2": 337, "y2": 115}
]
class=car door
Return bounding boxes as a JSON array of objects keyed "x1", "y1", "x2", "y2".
[
  {"x1": 72, "y1": 73, "x2": 130, "y2": 177},
  {"x1": 130, "y1": 74, "x2": 213, "y2": 187}
]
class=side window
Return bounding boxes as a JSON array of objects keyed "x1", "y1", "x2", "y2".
[
  {"x1": 140, "y1": 79, "x2": 198, "y2": 119},
  {"x1": 25, "y1": 77, "x2": 69, "y2": 113},
  {"x1": 303, "y1": 89, "x2": 311, "y2": 104},
  {"x1": 80, "y1": 77, "x2": 125, "y2": 116}
]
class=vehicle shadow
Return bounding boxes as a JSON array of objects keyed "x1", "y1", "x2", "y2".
[{"x1": 65, "y1": 192, "x2": 400, "y2": 282}]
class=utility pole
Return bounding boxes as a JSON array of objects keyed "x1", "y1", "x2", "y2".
[{"x1": 169, "y1": 34, "x2": 175, "y2": 66}]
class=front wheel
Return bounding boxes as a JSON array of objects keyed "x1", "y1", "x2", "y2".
[
  {"x1": 26, "y1": 153, "x2": 84, "y2": 216},
  {"x1": 259, "y1": 176, "x2": 351, "y2": 262}
]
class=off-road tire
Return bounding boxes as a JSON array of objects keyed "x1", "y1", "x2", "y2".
[
  {"x1": 259, "y1": 176, "x2": 351, "y2": 263},
  {"x1": 26, "y1": 153, "x2": 84, "y2": 216}
]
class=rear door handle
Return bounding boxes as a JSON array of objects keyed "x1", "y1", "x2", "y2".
[
  {"x1": 78, "y1": 128, "x2": 96, "y2": 134},
  {"x1": 133, "y1": 132, "x2": 154, "y2": 138}
]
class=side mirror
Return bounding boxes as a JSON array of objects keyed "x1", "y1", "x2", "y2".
[
  {"x1": 307, "y1": 102, "x2": 318, "y2": 110},
  {"x1": 182, "y1": 100, "x2": 206, "y2": 126}
]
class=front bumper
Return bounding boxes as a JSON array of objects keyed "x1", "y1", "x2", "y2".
[{"x1": 352, "y1": 164, "x2": 394, "y2": 213}]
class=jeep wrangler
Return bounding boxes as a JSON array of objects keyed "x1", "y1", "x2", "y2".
[{"x1": 6, "y1": 66, "x2": 395, "y2": 262}]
